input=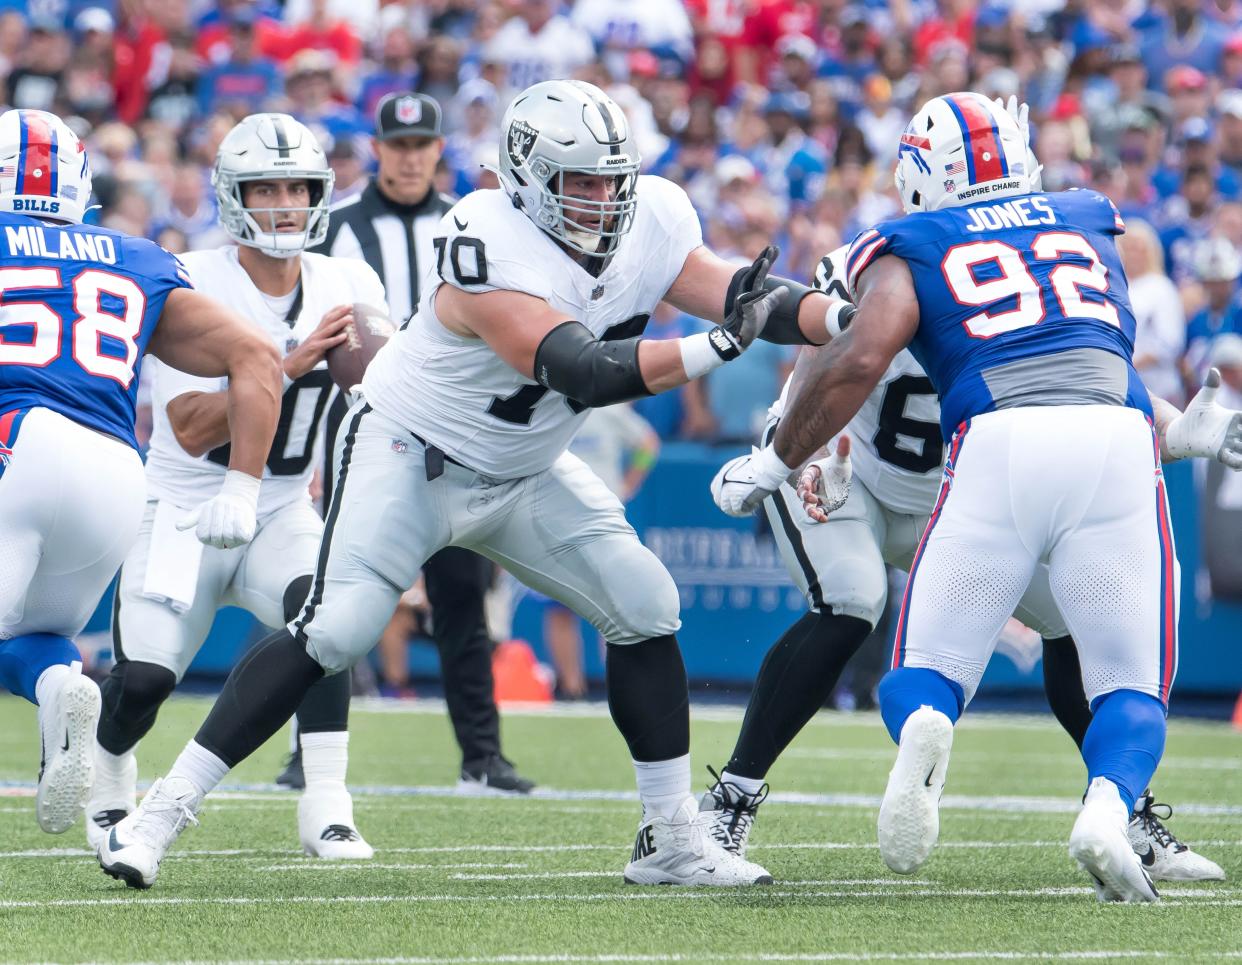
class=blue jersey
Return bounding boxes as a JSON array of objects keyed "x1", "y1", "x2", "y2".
[
  {"x1": 0, "y1": 212, "x2": 193, "y2": 449},
  {"x1": 844, "y1": 189, "x2": 1152, "y2": 437}
]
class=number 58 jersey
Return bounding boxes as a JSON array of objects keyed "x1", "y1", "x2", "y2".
[
  {"x1": 362, "y1": 175, "x2": 703, "y2": 479},
  {"x1": 0, "y1": 212, "x2": 192, "y2": 449},
  {"x1": 844, "y1": 189, "x2": 1151, "y2": 438}
]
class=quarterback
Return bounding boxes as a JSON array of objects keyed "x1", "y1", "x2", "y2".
[
  {"x1": 89, "y1": 114, "x2": 378, "y2": 860},
  {"x1": 96, "y1": 79, "x2": 854, "y2": 889}
]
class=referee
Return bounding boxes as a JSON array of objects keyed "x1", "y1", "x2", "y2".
[{"x1": 306, "y1": 92, "x2": 534, "y2": 794}]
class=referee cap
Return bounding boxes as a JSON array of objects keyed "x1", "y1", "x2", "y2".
[{"x1": 375, "y1": 92, "x2": 443, "y2": 140}]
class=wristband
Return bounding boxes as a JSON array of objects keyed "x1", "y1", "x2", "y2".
[
  {"x1": 679, "y1": 329, "x2": 735, "y2": 380},
  {"x1": 824, "y1": 300, "x2": 856, "y2": 338},
  {"x1": 752, "y1": 444, "x2": 796, "y2": 490}
]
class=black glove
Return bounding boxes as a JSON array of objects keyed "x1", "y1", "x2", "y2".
[{"x1": 708, "y1": 245, "x2": 789, "y2": 361}]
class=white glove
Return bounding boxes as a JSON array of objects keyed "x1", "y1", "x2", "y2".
[
  {"x1": 796, "y1": 437, "x2": 853, "y2": 522},
  {"x1": 177, "y1": 470, "x2": 262, "y2": 549},
  {"x1": 1161, "y1": 368, "x2": 1242, "y2": 470},
  {"x1": 993, "y1": 94, "x2": 1030, "y2": 145},
  {"x1": 710, "y1": 445, "x2": 796, "y2": 517}
]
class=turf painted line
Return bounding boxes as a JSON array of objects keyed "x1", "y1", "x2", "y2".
[
  {"x1": 17, "y1": 954, "x2": 1242, "y2": 965},
  {"x1": 256, "y1": 862, "x2": 529, "y2": 872}
]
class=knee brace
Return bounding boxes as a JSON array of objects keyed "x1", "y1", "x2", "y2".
[{"x1": 97, "y1": 659, "x2": 179, "y2": 755}]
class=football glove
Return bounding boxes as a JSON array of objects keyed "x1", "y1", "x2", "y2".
[
  {"x1": 1161, "y1": 368, "x2": 1242, "y2": 470},
  {"x1": 711, "y1": 245, "x2": 788, "y2": 361},
  {"x1": 177, "y1": 470, "x2": 262, "y2": 549},
  {"x1": 711, "y1": 444, "x2": 797, "y2": 517},
  {"x1": 796, "y1": 437, "x2": 853, "y2": 522}
]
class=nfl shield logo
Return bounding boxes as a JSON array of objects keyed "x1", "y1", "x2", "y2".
[
  {"x1": 395, "y1": 96, "x2": 422, "y2": 126},
  {"x1": 591, "y1": 285, "x2": 605, "y2": 301},
  {"x1": 943, "y1": 179, "x2": 956, "y2": 193},
  {"x1": 286, "y1": 337, "x2": 299, "y2": 353}
]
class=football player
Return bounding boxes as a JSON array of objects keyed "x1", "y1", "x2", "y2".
[
  {"x1": 0, "y1": 109, "x2": 281, "y2": 834},
  {"x1": 87, "y1": 114, "x2": 380, "y2": 860},
  {"x1": 715, "y1": 91, "x2": 1241, "y2": 902},
  {"x1": 703, "y1": 244, "x2": 1231, "y2": 884},
  {"x1": 96, "y1": 79, "x2": 854, "y2": 889}
]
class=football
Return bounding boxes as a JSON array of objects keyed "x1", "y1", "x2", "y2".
[{"x1": 325, "y1": 302, "x2": 396, "y2": 392}]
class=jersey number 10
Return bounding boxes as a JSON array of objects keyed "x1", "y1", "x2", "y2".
[
  {"x1": 0, "y1": 267, "x2": 145, "y2": 387},
  {"x1": 942, "y1": 232, "x2": 1120, "y2": 339}
]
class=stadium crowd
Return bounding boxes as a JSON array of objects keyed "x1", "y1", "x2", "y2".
[{"x1": 5, "y1": 0, "x2": 1242, "y2": 440}]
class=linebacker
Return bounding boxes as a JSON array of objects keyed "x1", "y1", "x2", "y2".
[
  {"x1": 96, "y1": 79, "x2": 853, "y2": 889},
  {"x1": 89, "y1": 114, "x2": 381, "y2": 860}
]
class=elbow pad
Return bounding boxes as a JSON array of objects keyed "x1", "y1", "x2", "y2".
[
  {"x1": 725, "y1": 266, "x2": 817, "y2": 345},
  {"x1": 533, "y1": 321, "x2": 652, "y2": 409}
]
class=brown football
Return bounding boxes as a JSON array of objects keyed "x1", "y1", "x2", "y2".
[{"x1": 325, "y1": 302, "x2": 396, "y2": 392}]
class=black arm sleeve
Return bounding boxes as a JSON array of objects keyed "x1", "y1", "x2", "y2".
[
  {"x1": 724, "y1": 265, "x2": 819, "y2": 345},
  {"x1": 533, "y1": 320, "x2": 653, "y2": 409}
]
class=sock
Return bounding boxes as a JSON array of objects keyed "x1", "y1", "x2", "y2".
[
  {"x1": 34, "y1": 663, "x2": 76, "y2": 706},
  {"x1": 0, "y1": 633, "x2": 81, "y2": 704},
  {"x1": 1081, "y1": 689, "x2": 1166, "y2": 814},
  {"x1": 633, "y1": 754, "x2": 690, "y2": 821},
  {"x1": 167, "y1": 740, "x2": 230, "y2": 802},
  {"x1": 605, "y1": 636, "x2": 689, "y2": 762},
  {"x1": 301, "y1": 730, "x2": 348, "y2": 790},
  {"x1": 877, "y1": 667, "x2": 964, "y2": 744},
  {"x1": 95, "y1": 741, "x2": 135, "y2": 783},
  {"x1": 1041, "y1": 635, "x2": 1092, "y2": 750},
  {"x1": 719, "y1": 770, "x2": 766, "y2": 797},
  {"x1": 725, "y1": 612, "x2": 871, "y2": 779}
]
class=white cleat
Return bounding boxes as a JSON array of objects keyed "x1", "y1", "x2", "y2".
[
  {"x1": 97, "y1": 776, "x2": 200, "y2": 890},
  {"x1": 84, "y1": 745, "x2": 137, "y2": 851},
  {"x1": 877, "y1": 706, "x2": 954, "y2": 875},
  {"x1": 698, "y1": 768, "x2": 768, "y2": 858},
  {"x1": 1127, "y1": 790, "x2": 1224, "y2": 882},
  {"x1": 298, "y1": 786, "x2": 374, "y2": 859},
  {"x1": 1070, "y1": 777, "x2": 1160, "y2": 903},
  {"x1": 36, "y1": 673, "x2": 102, "y2": 834},
  {"x1": 623, "y1": 797, "x2": 774, "y2": 886}
]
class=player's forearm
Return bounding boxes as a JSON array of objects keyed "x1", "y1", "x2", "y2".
[
  {"x1": 168, "y1": 391, "x2": 232, "y2": 457},
  {"x1": 223, "y1": 342, "x2": 283, "y2": 478},
  {"x1": 638, "y1": 337, "x2": 698, "y2": 393}
]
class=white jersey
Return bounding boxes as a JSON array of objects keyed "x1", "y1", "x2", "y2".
[
  {"x1": 363, "y1": 175, "x2": 703, "y2": 479},
  {"x1": 145, "y1": 246, "x2": 386, "y2": 518}
]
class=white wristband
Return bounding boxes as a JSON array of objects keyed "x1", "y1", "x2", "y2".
[
  {"x1": 678, "y1": 331, "x2": 728, "y2": 381},
  {"x1": 753, "y1": 443, "x2": 795, "y2": 490},
  {"x1": 824, "y1": 299, "x2": 855, "y2": 338},
  {"x1": 220, "y1": 469, "x2": 262, "y2": 507}
]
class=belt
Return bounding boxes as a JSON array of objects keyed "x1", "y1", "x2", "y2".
[{"x1": 409, "y1": 430, "x2": 469, "y2": 481}]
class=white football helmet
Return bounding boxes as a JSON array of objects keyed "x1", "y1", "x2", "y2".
[
  {"x1": 0, "y1": 109, "x2": 92, "y2": 223},
  {"x1": 213, "y1": 113, "x2": 334, "y2": 258},
  {"x1": 894, "y1": 92, "x2": 1036, "y2": 214},
  {"x1": 496, "y1": 79, "x2": 640, "y2": 265}
]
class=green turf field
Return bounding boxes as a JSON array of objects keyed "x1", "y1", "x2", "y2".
[{"x1": 0, "y1": 695, "x2": 1238, "y2": 964}]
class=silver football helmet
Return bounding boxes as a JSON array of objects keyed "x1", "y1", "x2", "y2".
[
  {"x1": 496, "y1": 80, "x2": 640, "y2": 264},
  {"x1": 212, "y1": 113, "x2": 334, "y2": 258}
]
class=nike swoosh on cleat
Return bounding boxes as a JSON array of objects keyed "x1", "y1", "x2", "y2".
[
  {"x1": 453, "y1": 216, "x2": 468, "y2": 230},
  {"x1": 1139, "y1": 846, "x2": 1157, "y2": 867},
  {"x1": 61, "y1": 732, "x2": 70, "y2": 752},
  {"x1": 108, "y1": 827, "x2": 124, "y2": 852},
  {"x1": 924, "y1": 766, "x2": 936, "y2": 788}
]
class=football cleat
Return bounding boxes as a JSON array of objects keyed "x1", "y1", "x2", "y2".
[
  {"x1": 84, "y1": 746, "x2": 137, "y2": 850},
  {"x1": 698, "y1": 766, "x2": 768, "y2": 858},
  {"x1": 1128, "y1": 790, "x2": 1225, "y2": 882},
  {"x1": 97, "y1": 776, "x2": 200, "y2": 889},
  {"x1": 457, "y1": 754, "x2": 536, "y2": 795},
  {"x1": 298, "y1": 786, "x2": 374, "y2": 859},
  {"x1": 275, "y1": 748, "x2": 305, "y2": 790},
  {"x1": 877, "y1": 706, "x2": 953, "y2": 875},
  {"x1": 1070, "y1": 777, "x2": 1160, "y2": 903},
  {"x1": 36, "y1": 673, "x2": 102, "y2": 834},
  {"x1": 623, "y1": 796, "x2": 774, "y2": 886}
]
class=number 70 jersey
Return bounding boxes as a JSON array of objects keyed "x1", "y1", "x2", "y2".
[
  {"x1": 844, "y1": 188, "x2": 1151, "y2": 438},
  {"x1": 0, "y1": 212, "x2": 192, "y2": 449}
]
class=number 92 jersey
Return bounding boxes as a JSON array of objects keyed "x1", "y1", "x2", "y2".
[
  {"x1": 843, "y1": 189, "x2": 1151, "y2": 438},
  {"x1": 361, "y1": 175, "x2": 703, "y2": 479},
  {"x1": 0, "y1": 212, "x2": 192, "y2": 450}
]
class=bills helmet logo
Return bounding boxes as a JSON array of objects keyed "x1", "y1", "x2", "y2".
[
  {"x1": 395, "y1": 96, "x2": 422, "y2": 126},
  {"x1": 0, "y1": 445, "x2": 11, "y2": 469},
  {"x1": 507, "y1": 120, "x2": 538, "y2": 168}
]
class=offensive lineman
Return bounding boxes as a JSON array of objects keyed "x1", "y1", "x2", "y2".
[
  {"x1": 702, "y1": 244, "x2": 1231, "y2": 883},
  {"x1": 0, "y1": 109, "x2": 281, "y2": 835},
  {"x1": 87, "y1": 115, "x2": 377, "y2": 859},
  {"x1": 716, "y1": 91, "x2": 1220, "y2": 902},
  {"x1": 96, "y1": 79, "x2": 855, "y2": 889}
]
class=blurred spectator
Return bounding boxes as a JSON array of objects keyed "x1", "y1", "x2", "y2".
[
  {"x1": 444, "y1": 78, "x2": 499, "y2": 195},
  {"x1": 63, "y1": 8, "x2": 116, "y2": 124},
  {"x1": 756, "y1": 89, "x2": 827, "y2": 208},
  {"x1": 145, "y1": 29, "x2": 202, "y2": 131},
  {"x1": 282, "y1": 0, "x2": 362, "y2": 67},
  {"x1": 7, "y1": 17, "x2": 69, "y2": 112},
  {"x1": 817, "y1": 6, "x2": 877, "y2": 121},
  {"x1": 1159, "y1": 165, "x2": 1220, "y2": 282},
  {"x1": 284, "y1": 48, "x2": 364, "y2": 142},
  {"x1": 355, "y1": 12, "x2": 419, "y2": 119},
  {"x1": 483, "y1": 0, "x2": 594, "y2": 100},
  {"x1": 282, "y1": 0, "x2": 379, "y2": 38},
  {"x1": 855, "y1": 74, "x2": 904, "y2": 167},
  {"x1": 572, "y1": 0, "x2": 694, "y2": 81},
  {"x1": 1119, "y1": 219, "x2": 1187, "y2": 405},
  {"x1": 195, "y1": 0, "x2": 285, "y2": 67},
  {"x1": 196, "y1": 7, "x2": 282, "y2": 117},
  {"x1": 1185, "y1": 237, "x2": 1242, "y2": 383},
  {"x1": 416, "y1": 35, "x2": 464, "y2": 108},
  {"x1": 1166, "y1": 65, "x2": 1211, "y2": 128},
  {"x1": 1154, "y1": 117, "x2": 1242, "y2": 201},
  {"x1": 150, "y1": 162, "x2": 230, "y2": 250},
  {"x1": 1138, "y1": 0, "x2": 1229, "y2": 85},
  {"x1": 326, "y1": 134, "x2": 367, "y2": 201},
  {"x1": 771, "y1": 33, "x2": 817, "y2": 95}
]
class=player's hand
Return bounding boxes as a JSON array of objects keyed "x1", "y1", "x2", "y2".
[
  {"x1": 710, "y1": 246, "x2": 788, "y2": 361},
  {"x1": 993, "y1": 94, "x2": 1030, "y2": 145},
  {"x1": 1162, "y1": 368, "x2": 1242, "y2": 469},
  {"x1": 284, "y1": 304, "x2": 354, "y2": 382},
  {"x1": 796, "y1": 436, "x2": 853, "y2": 522},
  {"x1": 177, "y1": 470, "x2": 262, "y2": 549},
  {"x1": 710, "y1": 444, "x2": 796, "y2": 517}
]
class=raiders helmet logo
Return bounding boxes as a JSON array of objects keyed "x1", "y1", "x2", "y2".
[
  {"x1": 395, "y1": 96, "x2": 422, "y2": 125},
  {"x1": 507, "y1": 120, "x2": 539, "y2": 167}
]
